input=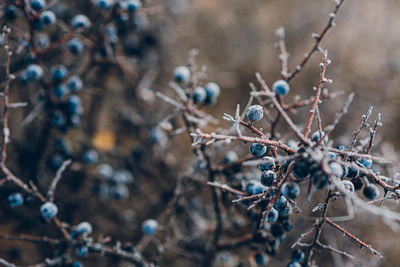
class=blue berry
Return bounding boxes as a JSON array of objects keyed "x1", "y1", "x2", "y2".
[
  {"x1": 291, "y1": 249, "x2": 304, "y2": 262},
  {"x1": 127, "y1": 0, "x2": 142, "y2": 12},
  {"x1": 204, "y1": 82, "x2": 220, "y2": 105},
  {"x1": 329, "y1": 162, "x2": 343, "y2": 177},
  {"x1": 258, "y1": 157, "x2": 275, "y2": 172},
  {"x1": 68, "y1": 38, "x2": 85, "y2": 55},
  {"x1": 273, "y1": 195, "x2": 287, "y2": 211},
  {"x1": 53, "y1": 84, "x2": 68, "y2": 99},
  {"x1": 173, "y1": 66, "x2": 190, "y2": 83},
  {"x1": 270, "y1": 224, "x2": 284, "y2": 238},
  {"x1": 97, "y1": 163, "x2": 114, "y2": 179},
  {"x1": 341, "y1": 180, "x2": 355, "y2": 192},
  {"x1": 272, "y1": 80, "x2": 290, "y2": 96},
  {"x1": 71, "y1": 261, "x2": 83, "y2": 267},
  {"x1": 292, "y1": 159, "x2": 310, "y2": 180},
  {"x1": 150, "y1": 127, "x2": 168, "y2": 145},
  {"x1": 5, "y1": 5, "x2": 17, "y2": 20},
  {"x1": 254, "y1": 253, "x2": 268, "y2": 265},
  {"x1": 251, "y1": 183, "x2": 266, "y2": 195},
  {"x1": 311, "y1": 130, "x2": 328, "y2": 144},
  {"x1": 261, "y1": 170, "x2": 276, "y2": 187},
  {"x1": 363, "y1": 184, "x2": 379, "y2": 200},
  {"x1": 279, "y1": 205, "x2": 292, "y2": 217},
  {"x1": 247, "y1": 105, "x2": 263, "y2": 121},
  {"x1": 287, "y1": 139, "x2": 299, "y2": 151},
  {"x1": 67, "y1": 75, "x2": 83, "y2": 91},
  {"x1": 97, "y1": 0, "x2": 113, "y2": 9},
  {"x1": 282, "y1": 220, "x2": 293, "y2": 232},
  {"x1": 51, "y1": 65, "x2": 67, "y2": 82},
  {"x1": 69, "y1": 114, "x2": 81, "y2": 127},
  {"x1": 68, "y1": 95, "x2": 83, "y2": 115},
  {"x1": 112, "y1": 170, "x2": 134, "y2": 184},
  {"x1": 287, "y1": 261, "x2": 302, "y2": 267},
  {"x1": 281, "y1": 182, "x2": 300, "y2": 199},
  {"x1": 266, "y1": 207, "x2": 279, "y2": 223},
  {"x1": 76, "y1": 246, "x2": 88, "y2": 257},
  {"x1": 357, "y1": 157, "x2": 373, "y2": 169},
  {"x1": 142, "y1": 219, "x2": 158, "y2": 235},
  {"x1": 50, "y1": 111, "x2": 66, "y2": 127},
  {"x1": 224, "y1": 150, "x2": 238, "y2": 163},
  {"x1": 71, "y1": 14, "x2": 91, "y2": 28},
  {"x1": 192, "y1": 86, "x2": 206, "y2": 104},
  {"x1": 40, "y1": 202, "x2": 58, "y2": 220},
  {"x1": 76, "y1": 221, "x2": 93, "y2": 235},
  {"x1": 30, "y1": 0, "x2": 46, "y2": 11},
  {"x1": 249, "y1": 143, "x2": 267, "y2": 157},
  {"x1": 82, "y1": 149, "x2": 99, "y2": 163},
  {"x1": 8, "y1": 193, "x2": 23, "y2": 207},
  {"x1": 111, "y1": 184, "x2": 129, "y2": 200},
  {"x1": 36, "y1": 33, "x2": 49, "y2": 48},
  {"x1": 25, "y1": 64, "x2": 44, "y2": 81},
  {"x1": 40, "y1": 10, "x2": 56, "y2": 26}
]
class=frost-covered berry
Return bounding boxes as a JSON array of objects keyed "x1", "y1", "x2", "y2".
[
  {"x1": 258, "y1": 157, "x2": 275, "y2": 171},
  {"x1": 97, "y1": 0, "x2": 113, "y2": 9},
  {"x1": 272, "y1": 80, "x2": 290, "y2": 96},
  {"x1": 76, "y1": 246, "x2": 88, "y2": 257},
  {"x1": 71, "y1": 14, "x2": 91, "y2": 29},
  {"x1": 247, "y1": 105, "x2": 263, "y2": 121},
  {"x1": 357, "y1": 157, "x2": 373, "y2": 169},
  {"x1": 68, "y1": 95, "x2": 83, "y2": 114},
  {"x1": 224, "y1": 150, "x2": 238, "y2": 164},
  {"x1": 173, "y1": 66, "x2": 190, "y2": 83},
  {"x1": 40, "y1": 10, "x2": 57, "y2": 26},
  {"x1": 250, "y1": 143, "x2": 267, "y2": 157},
  {"x1": 97, "y1": 163, "x2": 114, "y2": 179},
  {"x1": 113, "y1": 170, "x2": 134, "y2": 184},
  {"x1": 291, "y1": 249, "x2": 304, "y2": 262},
  {"x1": 311, "y1": 130, "x2": 328, "y2": 144},
  {"x1": 363, "y1": 184, "x2": 379, "y2": 200},
  {"x1": 273, "y1": 195, "x2": 287, "y2": 211},
  {"x1": 82, "y1": 149, "x2": 99, "y2": 163},
  {"x1": 192, "y1": 86, "x2": 206, "y2": 104},
  {"x1": 287, "y1": 261, "x2": 302, "y2": 267},
  {"x1": 67, "y1": 75, "x2": 83, "y2": 91},
  {"x1": 261, "y1": 170, "x2": 276, "y2": 187},
  {"x1": 279, "y1": 205, "x2": 292, "y2": 217},
  {"x1": 51, "y1": 65, "x2": 67, "y2": 82},
  {"x1": 329, "y1": 161, "x2": 343, "y2": 177},
  {"x1": 5, "y1": 5, "x2": 17, "y2": 20},
  {"x1": 71, "y1": 261, "x2": 83, "y2": 267},
  {"x1": 341, "y1": 180, "x2": 355, "y2": 192},
  {"x1": 254, "y1": 253, "x2": 268, "y2": 265},
  {"x1": 36, "y1": 33, "x2": 49, "y2": 48},
  {"x1": 25, "y1": 64, "x2": 44, "y2": 81},
  {"x1": 204, "y1": 82, "x2": 220, "y2": 105},
  {"x1": 53, "y1": 84, "x2": 68, "y2": 99},
  {"x1": 251, "y1": 183, "x2": 266, "y2": 195},
  {"x1": 282, "y1": 220, "x2": 293, "y2": 232},
  {"x1": 266, "y1": 207, "x2": 279, "y2": 223},
  {"x1": 8, "y1": 193, "x2": 23, "y2": 207},
  {"x1": 30, "y1": 0, "x2": 46, "y2": 11},
  {"x1": 76, "y1": 221, "x2": 93, "y2": 235},
  {"x1": 68, "y1": 38, "x2": 85, "y2": 55},
  {"x1": 111, "y1": 184, "x2": 130, "y2": 200},
  {"x1": 40, "y1": 202, "x2": 58, "y2": 220},
  {"x1": 292, "y1": 159, "x2": 310, "y2": 180},
  {"x1": 127, "y1": 0, "x2": 142, "y2": 12},
  {"x1": 50, "y1": 111, "x2": 66, "y2": 127},
  {"x1": 142, "y1": 219, "x2": 158, "y2": 235},
  {"x1": 281, "y1": 182, "x2": 300, "y2": 199}
]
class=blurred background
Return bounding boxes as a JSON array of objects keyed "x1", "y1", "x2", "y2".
[{"x1": 1, "y1": 0, "x2": 400, "y2": 266}]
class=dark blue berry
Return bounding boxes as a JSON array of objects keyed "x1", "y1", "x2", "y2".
[
  {"x1": 363, "y1": 184, "x2": 379, "y2": 200},
  {"x1": 204, "y1": 82, "x2": 220, "y2": 105},
  {"x1": 40, "y1": 10, "x2": 56, "y2": 26},
  {"x1": 266, "y1": 207, "x2": 279, "y2": 223},
  {"x1": 273, "y1": 195, "x2": 287, "y2": 211},
  {"x1": 247, "y1": 105, "x2": 263, "y2": 121},
  {"x1": 51, "y1": 65, "x2": 67, "y2": 82},
  {"x1": 254, "y1": 253, "x2": 268, "y2": 265},
  {"x1": 250, "y1": 143, "x2": 267, "y2": 157},
  {"x1": 258, "y1": 157, "x2": 275, "y2": 171},
  {"x1": 68, "y1": 38, "x2": 85, "y2": 55},
  {"x1": 291, "y1": 249, "x2": 304, "y2": 262},
  {"x1": 261, "y1": 170, "x2": 276, "y2": 187},
  {"x1": 272, "y1": 80, "x2": 290, "y2": 96},
  {"x1": 142, "y1": 219, "x2": 158, "y2": 235},
  {"x1": 192, "y1": 87, "x2": 206, "y2": 104},
  {"x1": 357, "y1": 157, "x2": 373, "y2": 168},
  {"x1": 76, "y1": 246, "x2": 88, "y2": 257},
  {"x1": 8, "y1": 193, "x2": 23, "y2": 207},
  {"x1": 281, "y1": 182, "x2": 300, "y2": 199}
]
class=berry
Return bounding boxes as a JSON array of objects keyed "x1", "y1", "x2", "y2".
[
  {"x1": 287, "y1": 262, "x2": 302, "y2": 267},
  {"x1": 71, "y1": 14, "x2": 91, "y2": 29},
  {"x1": 69, "y1": 114, "x2": 81, "y2": 127},
  {"x1": 127, "y1": 0, "x2": 142, "y2": 12},
  {"x1": 40, "y1": 10, "x2": 57, "y2": 26},
  {"x1": 251, "y1": 183, "x2": 266, "y2": 195},
  {"x1": 29, "y1": 0, "x2": 46, "y2": 11},
  {"x1": 50, "y1": 111, "x2": 66, "y2": 128},
  {"x1": 76, "y1": 246, "x2": 88, "y2": 257},
  {"x1": 5, "y1": 5, "x2": 17, "y2": 20},
  {"x1": 8, "y1": 193, "x2": 23, "y2": 207},
  {"x1": 204, "y1": 82, "x2": 220, "y2": 105},
  {"x1": 258, "y1": 157, "x2": 275, "y2": 171},
  {"x1": 311, "y1": 169, "x2": 328, "y2": 189},
  {"x1": 36, "y1": 33, "x2": 50, "y2": 48},
  {"x1": 68, "y1": 38, "x2": 85, "y2": 55},
  {"x1": 351, "y1": 177, "x2": 363, "y2": 191},
  {"x1": 67, "y1": 75, "x2": 83, "y2": 91},
  {"x1": 192, "y1": 86, "x2": 206, "y2": 104},
  {"x1": 273, "y1": 195, "x2": 287, "y2": 211},
  {"x1": 281, "y1": 182, "x2": 300, "y2": 199},
  {"x1": 363, "y1": 184, "x2": 379, "y2": 200},
  {"x1": 82, "y1": 149, "x2": 99, "y2": 163},
  {"x1": 110, "y1": 184, "x2": 130, "y2": 200},
  {"x1": 249, "y1": 143, "x2": 267, "y2": 157},
  {"x1": 71, "y1": 261, "x2": 83, "y2": 267},
  {"x1": 261, "y1": 170, "x2": 276, "y2": 187},
  {"x1": 247, "y1": 105, "x2": 263, "y2": 121},
  {"x1": 47, "y1": 153, "x2": 64, "y2": 171},
  {"x1": 51, "y1": 65, "x2": 67, "y2": 82},
  {"x1": 97, "y1": 0, "x2": 113, "y2": 9},
  {"x1": 272, "y1": 80, "x2": 290, "y2": 96},
  {"x1": 68, "y1": 95, "x2": 83, "y2": 115},
  {"x1": 254, "y1": 253, "x2": 268, "y2": 265},
  {"x1": 311, "y1": 130, "x2": 328, "y2": 144},
  {"x1": 270, "y1": 224, "x2": 284, "y2": 238},
  {"x1": 292, "y1": 159, "x2": 310, "y2": 180},
  {"x1": 25, "y1": 64, "x2": 44, "y2": 81},
  {"x1": 112, "y1": 170, "x2": 134, "y2": 184},
  {"x1": 357, "y1": 157, "x2": 373, "y2": 168},
  {"x1": 266, "y1": 207, "x2": 279, "y2": 223},
  {"x1": 173, "y1": 66, "x2": 190, "y2": 83},
  {"x1": 291, "y1": 249, "x2": 304, "y2": 262},
  {"x1": 40, "y1": 202, "x2": 58, "y2": 220},
  {"x1": 224, "y1": 150, "x2": 238, "y2": 163},
  {"x1": 96, "y1": 163, "x2": 114, "y2": 179},
  {"x1": 341, "y1": 180, "x2": 355, "y2": 192},
  {"x1": 53, "y1": 84, "x2": 68, "y2": 99},
  {"x1": 329, "y1": 161, "x2": 343, "y2": 177},
  {"x1": 76, "y1": 221, "x2": 93, "y2": 235},
  {"x1": 279, "y1": 205, "x2": 292, "y2": 217},
  {"x1": 142, "y1": 219, "x2": 158, "y2": 235}
]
